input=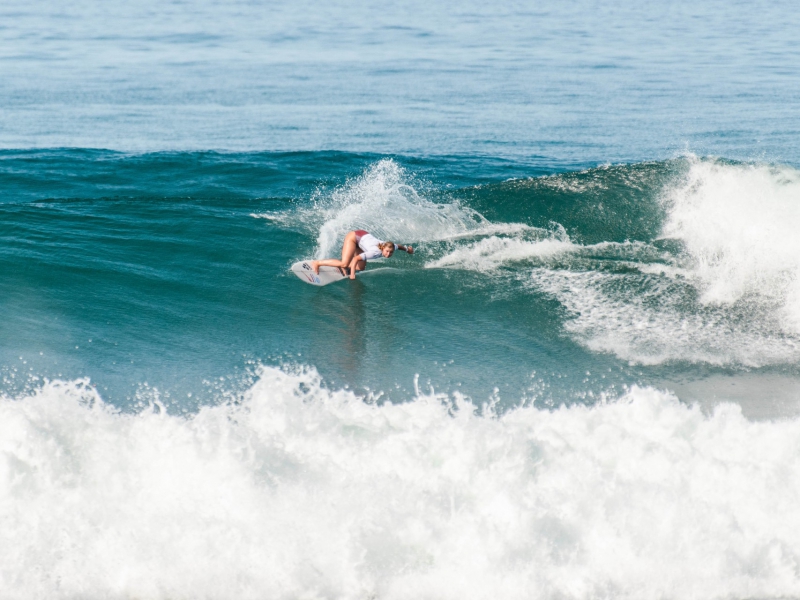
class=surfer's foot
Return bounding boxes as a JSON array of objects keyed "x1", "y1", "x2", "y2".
[{"x1": 311, "y1": 260, "x2": 320, "y2": 274}]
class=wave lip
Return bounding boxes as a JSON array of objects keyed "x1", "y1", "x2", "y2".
[
  {"x1": 3, "y1": 366, "x2": 800, "y2": 599},
  {"x1": 554, "y1": 156, "x2": 800, "y2": 367},
  {"x1": 661, "y1": 158, "x2": 800, "y2": 328}
]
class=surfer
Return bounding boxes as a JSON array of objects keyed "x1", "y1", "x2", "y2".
[{"x1": 311, "y1": 230, "x2": 414, "y2": 280}]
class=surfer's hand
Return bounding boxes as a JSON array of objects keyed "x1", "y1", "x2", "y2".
[{"x1": 407, "y1": 246, "x2": 414, "y2": 254}]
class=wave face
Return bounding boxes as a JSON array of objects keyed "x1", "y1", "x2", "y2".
[
  {"x1": 3, "y1": 150, "x2": 800, "y2": 401},
  {"x1": 4, "y1": 367, "x2": 800, "y2": 600}
]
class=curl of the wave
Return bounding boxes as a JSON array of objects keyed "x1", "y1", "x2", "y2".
[
  {"x1": 661, "y1": 157, "x2": 800, "y2": 330},
  {"x1": 548, "y1": 156, "x2": 800, "y2": 366},
  {"x1": 422, "y1": 155, "x2": 800, "y2": 367}
]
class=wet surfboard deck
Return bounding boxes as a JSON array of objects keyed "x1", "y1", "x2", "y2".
[{"x1": 291, "y1": 261, "x2": 350, "y2": 286}]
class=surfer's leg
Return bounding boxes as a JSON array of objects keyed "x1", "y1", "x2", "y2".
[
  {"x1": 340, "y1": 231, "x2": 360, "y2": 264},
  {"x1": 311, "y1": 231, "x2": 359, "y2": 273}
]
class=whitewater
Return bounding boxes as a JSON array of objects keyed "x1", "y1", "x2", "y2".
[{"x1": 4, "y1": 367, "x2": 800, "y2": 600}]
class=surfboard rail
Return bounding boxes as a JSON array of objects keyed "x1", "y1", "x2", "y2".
[{"x1": 291, "y1": 261, "x2": 350, "y2": 286}]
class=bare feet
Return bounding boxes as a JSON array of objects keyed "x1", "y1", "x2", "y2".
[{"x1": 311, "y1": 260, "x2": 320, "y2": 274}]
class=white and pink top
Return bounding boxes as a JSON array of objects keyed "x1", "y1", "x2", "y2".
[{"x1": 354, "y1": 230, "x2": 397, "y2": 261}]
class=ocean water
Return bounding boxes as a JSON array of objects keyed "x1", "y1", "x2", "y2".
[{"x1": 3, "y1": 1, "x2": 800, "y2": 599}]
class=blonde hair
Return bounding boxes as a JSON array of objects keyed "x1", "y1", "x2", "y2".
[{"x1": 378, "y1": 241, "x2": 395, "y2": 251}]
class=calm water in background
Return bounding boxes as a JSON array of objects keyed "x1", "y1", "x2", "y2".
[
  {"x1": 3, "y1": 1, "x2": 800, "y2": 598},
  {"x1": 2, "y1": 0, "x2": 799, "y2": 162}
]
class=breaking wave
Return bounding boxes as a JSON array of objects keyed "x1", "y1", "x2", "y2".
[{"x1": 3, "y1": 366, "x2": 800, "y2": 599}]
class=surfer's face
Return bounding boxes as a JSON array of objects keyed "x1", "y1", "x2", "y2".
[{"x1": 382, "y1": 246, "x2": 394, "y2": 258}]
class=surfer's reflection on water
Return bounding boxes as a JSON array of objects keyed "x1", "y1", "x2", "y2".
[
  {"x1": 338, "y1": 279, "x2": 367, "y2": 380},
  {"x1": 309, "y1": 278, "x2": 367, "y2": 386}
]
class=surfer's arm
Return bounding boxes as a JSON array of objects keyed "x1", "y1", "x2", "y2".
[
  {"x1": 396, "y1": 244, "x2": 414, "y2": 254},
  {"x1": 348, "y1": 253, "x2": 361, "y2": 279}
]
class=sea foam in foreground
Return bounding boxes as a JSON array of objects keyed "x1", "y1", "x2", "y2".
[{"x1": 3, "y1": 365, "x2": 800, "y2": 599}]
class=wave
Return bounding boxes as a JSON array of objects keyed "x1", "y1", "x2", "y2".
[
  {"x1": 256, "y1": 154, "x2": 800, "y2": 368},
  {"x1": 660, "y1": 159, "x2": 800, "y2": 327},
  {"x1": 2, "y1": 366, "x2": 800, "y2": 599},
  {"x1": 255, "y1": 154, "x2": 800, "y2": 369},
  {"x1": 419, "y1": 156, "x2": 800, "y2": 368}
]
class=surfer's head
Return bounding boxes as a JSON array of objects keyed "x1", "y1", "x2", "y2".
[
  {"x1": 378, "y1": 242, "x2": 394, "y2": 258},
  {"x1": 379, "y1": 241, "x2": 395, "y2": 258}
]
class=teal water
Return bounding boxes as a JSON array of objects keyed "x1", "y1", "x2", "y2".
[
  {"x1": 4, "y1": 1, "x2": 800, "y2": 598},
  {"x1": 7, "y1": 150, "x2": 799, "y2": 410},
  {"x1": 0, "y1": 150, "x2": 616, "y2": 405}
]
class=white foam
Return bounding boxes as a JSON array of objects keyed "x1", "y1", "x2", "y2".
[
  {"x1": 513, "y1": 158, "x2": 800, "y2": 366},
  {"x1": 425, "y1": 231, "x2": 668, "y2": 275},
  {"x1": 661, "y1": 158, "x2": 800, "y2": 329},
  {"x1": 530, "y1": 268, "x2": 800, "y2": 367},
  {"x1": 3, "y1": 367, "x2": 800, "y2": 599}
]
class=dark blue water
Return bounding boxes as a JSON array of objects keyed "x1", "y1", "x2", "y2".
[{"x1": 3, "y1": 2, "x2": 800, "y2": 598}]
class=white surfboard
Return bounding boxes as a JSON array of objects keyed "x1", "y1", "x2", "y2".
[{"x1": 291, "y1": 261, "x2": 350, "y2": 286}]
